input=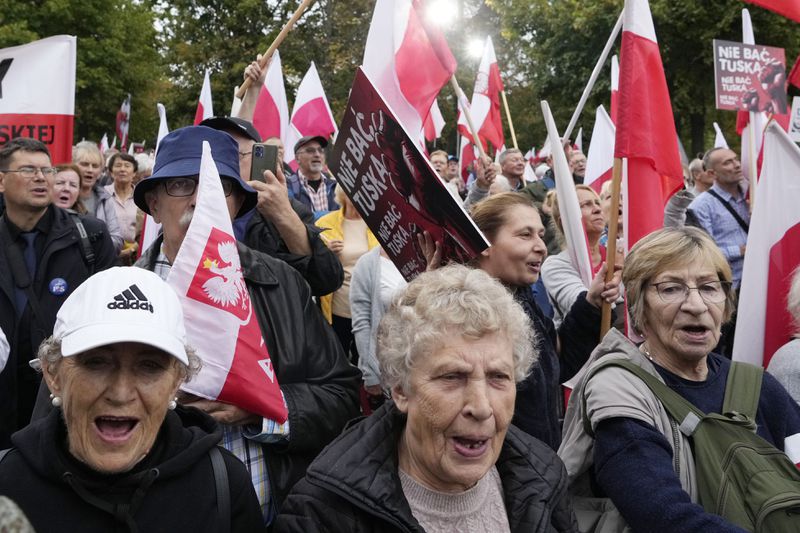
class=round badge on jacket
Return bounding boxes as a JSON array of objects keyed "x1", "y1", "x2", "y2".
[{"x1": 49, "y1": 278, "x2": 68, "y2": 296}]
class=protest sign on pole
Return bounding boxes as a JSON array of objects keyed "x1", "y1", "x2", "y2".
[
  {"x1": 0, "y1": 35, "x2": 76, "y2": 164},
  {"x1": 713, "y1": 39, "x2": 787, "y2": 114},
  {"x1": 329, "y1": 68, "x2": 488, "y2": 281}
]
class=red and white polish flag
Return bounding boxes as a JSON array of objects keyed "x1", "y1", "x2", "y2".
[
  {"x1": 733, "y1": 122, "x2": 800, "y2": 371},
  {"x1": 193, "y1": 69, "x2": 213, "y2": 125},
  {"x1": 542, "y1": 101, "x2": 593, "y2": 288},
  {"x1": 744, "y1": 0, "x2": 800, "y2": 22},
  {"x1": 423, "y1": 98, "x2": 445, "y2": 142},
  {"x1": 253, "y1": 50, "x2": 290, "y2": 146},
  {"x1": 284, "y1": 62, "x2": 338, "y2": 167},
  {"x1": 0, "y1": 35, "x2": 76, "y2": 164},
  {"x1": 610, "y1": 55, "x2": 619, "y2": 125},
  {"x1": 116, "y1": 95, "x2": 131, "y2": 152},
  {"x1": 713, "y1": 122, "x2": 729, "y2": 149},
  {"x1": 584, "y1": 105, "x2": 615, "y2": 194},
  {"x1": 166, "y1": 141, "x2": 287, "y2": 422},
  {"x1": 456, "y1": 36, "x2": 504, "y2": 152},
  {"x1": 362, "y1": 0, "x2": 457, "y2": 146},
  {"x1": 615, "y1": 0, "x2": 684, "y2": 249}
]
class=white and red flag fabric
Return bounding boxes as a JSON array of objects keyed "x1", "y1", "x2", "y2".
[
  {"x1": 0, "y1": 35, "x2": 76, "y2": 164},
  {"x1": 733, "y1": 121, "x2": 800, "y2": 370},
  {"x1": 423, "y1": 98, "x2": 445, "y2": 142},
  {"x1": 99, "y1": 133, "x2": 109, "y2": 155},
  {"x1": 614, "y1": 0, "x2": 683, "y2": 249},
  {"x1": 575, "y1": 127, "x2": 583, "y2": 153},
  {"x1": 167, "y1": 141, "x2": 287, "y2": 422},
  {"x1": 713, "y1": 122, "x2": 729, "y2": 149},
  {"x1": 542, "y1": 101, "x2": 593, "y2": 288},
  {"x1": 744, "y1": 0, "x2": 800, "y2": 22},
  {"x1": 193, "y1": 69, "x2": 213, "y2": 125},
  {"x1": 610, "y1": 54, "x2": 620, "y2": 124},
  {"x1": 584, "y1": 105, "x2": 615, "y2": 194},
  {"x1": 116, "y1": 94, "x2": 131, "y2": 152},
  {"x1": 284, "y1": 62, "x2": 338, "y2": 167},
  {"x1": 456, "y1": 36, "x2": 504, "y2": 152},
  {"x1": 737, "y1": 9, "x2": 769, "y2": 183},
  {"x1": 458, "y1": 134, "x2": 476, "y2": 182},
  {"x1": 138, "y1": 103, "x2": 169, "y2": 259},
  {"x1": 253, "y1": 50, "x2": 290, "y2": 145},
  {"x1": 362, "y1": 0, "x2": 457, "y2": 144}
]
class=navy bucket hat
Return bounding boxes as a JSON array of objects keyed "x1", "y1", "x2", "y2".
[{"x1": 133, "y1": 125, "x2": 257, "y2": 217}]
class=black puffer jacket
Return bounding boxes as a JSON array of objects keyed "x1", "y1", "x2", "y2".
[
  {"x1": 273, "y1": 402, "x2": 578, "y2": 533},
  {"x1": 0, "y1": 406, "x2": 264, "y2": 532},
  {"x1": 0, "y1": 206, "x2": 115, "y2": 447},
  {"x1": 137, "y1": 237, "x2": 362, "y2": 507}
]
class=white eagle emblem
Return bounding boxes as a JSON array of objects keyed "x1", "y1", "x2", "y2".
[{"x1": 202, "y1": 241, "x2": 249, "y2": 311}]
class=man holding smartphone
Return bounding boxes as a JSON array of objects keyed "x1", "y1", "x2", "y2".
[{"x1": 201, "y1": 116, "x2": 343, "y2": 297}]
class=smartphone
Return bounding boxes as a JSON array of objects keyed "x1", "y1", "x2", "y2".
[{"x1": 250, "y1": 143, "x2": 279, "y2": 182}]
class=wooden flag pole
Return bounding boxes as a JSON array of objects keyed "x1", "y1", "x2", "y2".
[
  {"x1": 600, "y1": 157, "x2": 624, "y2": 338},
  {"x1": 235, "y1": 0, "x2": 315, "y2": 99},
  {"x1": 563, "y1": 11, "x2": 623, "y2": 142},
  {"x1": 501, "y1": 90, "x2": 518, "y2": 150},
  {"x1": 451, "y1": 76, "x2": 488, "y2": 161}
]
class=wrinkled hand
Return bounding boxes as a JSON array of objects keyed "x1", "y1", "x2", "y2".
[
  {"x1": 586, "y1": 262, "x2": 623, "y2": 309},
  {"x1": 326, "y1": 239, "x2": 344, "y2": 255},
  {"x1": 244, "y1": 54, "x2": 268, "y2": 86},
  {"x1": 181, "y1": 397, "x2": 261, "y2": 426},
  {"x1": 474, "y1": 155, "x2": 495, "y2": 190},
  {"x1": 417, "y1": 230, "x2": 442, "y2": 271},
  {"x1": 248, "y1": 165, "x2": 293, "y2": 223}
]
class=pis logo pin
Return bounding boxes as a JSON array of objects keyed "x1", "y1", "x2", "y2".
[{"x1": 49, "y1": 278, "x2": 68, "y2": 296}]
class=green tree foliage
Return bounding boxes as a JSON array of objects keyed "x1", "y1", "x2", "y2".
[
  {"x1": 0, "y1": 0, "x2": 163, "y2": 146},
  {"x1": 486, "y1": 0, "x2": 800, "y2": 156}
]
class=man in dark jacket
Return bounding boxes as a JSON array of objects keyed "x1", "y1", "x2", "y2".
[
  {"x1": 273, "y1": 402, "x2": 577, "y2": 533},
  {"x1": 132, "y1": 125, "x2": 361, "y2": 523},
  {"x1": 201, "y1": 116, "x2": 343, "y2": 296},
  {"x1": 0, "y1": 137, "x2": 115, "y2": 447}
]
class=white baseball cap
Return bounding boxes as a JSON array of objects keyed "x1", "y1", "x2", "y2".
[{"x1": 53, "y1": 267, "x2": 188, "y2": 365}]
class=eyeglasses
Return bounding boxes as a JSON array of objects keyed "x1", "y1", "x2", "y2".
[
  {"x1": 238, "y1": 151, "x2": 252, "y2": 161},
  {"x1": 1, "y1": 166, "x2": 58, "y2": 178},
  {"x1": 163, "y1": 177, "x2": 235, "y2": 197},
  {"x1": 297, "y1": 147, "x2": 324, "y2": 155},
  {"x1": 650, "y1": 280, "x2": 730, "y2": 304}
]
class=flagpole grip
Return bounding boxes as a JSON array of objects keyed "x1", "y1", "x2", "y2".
[
  {"x1": 235, "y1": 0, "x2": 315, "y2": 100},
  {"x1": 501, "y1": 90, "x2": 518, "y2": 150},
  {"x1": 563, "y1": 11, "x2": 623, "y2": 142},
  {"x1": 450, "y1": 76, "x2": 488, "y2": 161},
  {"x1": 601, "y1": 157, "x2": 624, "y2": 339}
]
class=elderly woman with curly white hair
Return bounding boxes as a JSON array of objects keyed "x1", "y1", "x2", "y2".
[{"x1": 273, "y1": 264, "x2": 577, "y2": 533}]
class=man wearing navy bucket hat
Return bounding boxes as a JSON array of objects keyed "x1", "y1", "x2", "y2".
[{"x1": 133, "y1": 126, "x2": 360, "y2": 524}]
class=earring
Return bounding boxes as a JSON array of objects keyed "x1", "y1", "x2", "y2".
[
  {"x1": 51, "y1": 395, "x2": 62, "y2": 408},
  {"x1": 168, "y1": 398, "x2": 177, "y2": 410}
]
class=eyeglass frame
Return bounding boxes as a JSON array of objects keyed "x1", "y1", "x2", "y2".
[
  {"x1": 162, "y1": 176, "x2": 236, "y2": 197},
  {"x1": 649, "y1": 280, "x2": 731, "y2": 304},
  {"x1": 296, "y1": 146, "x2": 325, "y2": 155},
  {"x1": 0, "y1": 166, "x2": 58, "y2": 178}
]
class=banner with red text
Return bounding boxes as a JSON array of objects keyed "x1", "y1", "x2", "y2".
[
  {"x1": 329, "y1": 68, "x2": 488, "y2": 281},
  {"x1": 0, "y1": 35, "x2": 75, "y2": 164}
]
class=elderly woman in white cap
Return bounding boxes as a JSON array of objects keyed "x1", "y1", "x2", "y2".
[
  {"x1": 274, "y1": 265, "x2": 577, "y2": 532},
  {"x1": 0, "y1": 267, "x2": 264, "y2": 532}
]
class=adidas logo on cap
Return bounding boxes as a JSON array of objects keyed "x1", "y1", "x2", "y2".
[{"x1": 107, "y1": 284, "x2": 154, "y2": 313}]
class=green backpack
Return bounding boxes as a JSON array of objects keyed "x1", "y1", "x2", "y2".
[{"x1": 585, "y1": 359, "x2": 800, "y2": 532}]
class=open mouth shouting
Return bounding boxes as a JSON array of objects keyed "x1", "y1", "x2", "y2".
[{"x1": 94, "y1": 416, "x2": 139, "y2": 445}]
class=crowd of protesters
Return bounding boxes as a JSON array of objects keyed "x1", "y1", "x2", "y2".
[{"x1": 1, "y1": 63, "x2": 800, "y2": 533}]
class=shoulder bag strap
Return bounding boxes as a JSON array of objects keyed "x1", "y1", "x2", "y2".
[
  {"x1": 209, "y1": 446, "x2": 230, "y2": 533},
  {"x1": 0, "y1": 447, "x2": 13, "y2": 464},
  {"x1": 67, "y1": 211, "x2": 96, "y2": 273},
  {"x1": 582, "y1": 359, "x2": 706, "y2": 437},
  {"x1": 723, "y1": 362, "x2": 763, "y2": 421},
  {"x1": 707, "y1": 189, "x2": 749, "y2": 232}
]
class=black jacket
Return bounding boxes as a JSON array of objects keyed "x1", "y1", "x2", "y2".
[
  {"x1": 242, "y1": 199, "x2": 344, "y2": 296},
  {"x1": 0, "y1": 206, "x2": 115, "y2": 447},
  {"x1": 273, "y1": 402, "x2": 578, "y2": 532},
  {"x1": 514, "y1": 286, "x2": 606, "y2": 450},
  {"x1": 0, "y1": 406, "x2": 264, "y2": 533},
  {"x1": 138, "y1": 237, "x2": 362, "y2": 508}
]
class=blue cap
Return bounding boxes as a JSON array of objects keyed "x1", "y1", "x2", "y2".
[{"x1": 133, "y1": 126, "x2": 257, "y2": 217}]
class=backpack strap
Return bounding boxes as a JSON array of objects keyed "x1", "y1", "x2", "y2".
[
  {"x1": 0, "y1": 448, "x2": 13, "y2": 464},
  {"x1": 722, "y1": 362, "x2": 763, "y2": 423},
  {"x1": 209, "y1": 446, "x2": 230, "y2": 533},
  {"x1": 67, "y1": 211, "x2": 96, "y2": 273},
  {"x1": 582, "y1": 359, "x2": 706, "y2": 438}
]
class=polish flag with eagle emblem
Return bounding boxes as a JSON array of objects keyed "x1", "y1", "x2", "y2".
[{"x1": 166, "y1": 141, "x2": 287, "y2": 422}]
